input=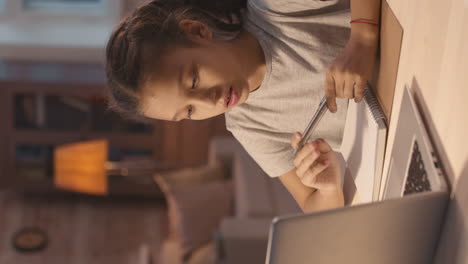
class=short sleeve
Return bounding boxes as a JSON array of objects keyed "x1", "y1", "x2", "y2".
[{"x1": 227, "y1": 124, "x2": 296, "y2": 178}]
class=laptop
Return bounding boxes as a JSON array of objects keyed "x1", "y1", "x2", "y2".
[
  {"x1": 265, "y1": 191, "x2": 449, "y2": 264},
  {"x1": 382, "y1": 87, "x2": 448, "y2": 199}
]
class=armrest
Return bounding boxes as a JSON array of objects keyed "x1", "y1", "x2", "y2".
[
  {"x1": 216, "y1": 218, "x2": 272, "y2": 264},
  {"x1": 233, "y1": 153, "x2": 275, "y2": 217},
  {"x1": 208, "y1": 136, "x2": 277, "y2": 217},
  {"x1": 207, "y1": 137, "x2": 240, "y2": 167}
]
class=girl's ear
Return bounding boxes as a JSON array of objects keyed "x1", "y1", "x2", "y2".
[{"x1": 179, "y1": 20, "x2": 213, "y2": 41}]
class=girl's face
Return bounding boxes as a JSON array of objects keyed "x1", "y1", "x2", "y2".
[
  {"x1": 140, "y1": 43, "x2": 250, "y2": 121},
  {"x1": 139, "y1": 20, "x2": 260, "y2": 121}
]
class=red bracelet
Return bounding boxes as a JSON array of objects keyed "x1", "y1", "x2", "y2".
[{"x1": 350, "y1": 20, "x2": 379, "y2": 26}]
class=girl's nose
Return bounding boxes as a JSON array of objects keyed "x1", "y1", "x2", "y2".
[{"x1": 190, "y1": 87, "x2": 223, "y2": 107}]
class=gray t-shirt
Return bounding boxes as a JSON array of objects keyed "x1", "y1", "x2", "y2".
[{"x1": 225, "y1": 0, "x2": 351, "y2": 177}]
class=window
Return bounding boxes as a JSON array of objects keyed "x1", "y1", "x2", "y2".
[
  {"x1": 0, "y1": 0, "x2": 120, "y2": 18},
  {"x1": 0, "y1": 0, "x2": 123, "y2": 62},
  {"x1": 23, "y1": 0, "x2": 106, "y2": 15}
]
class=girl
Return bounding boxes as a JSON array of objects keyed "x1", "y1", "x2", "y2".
[{"x1": 105, "y1": 0, "x2": 380, "y2": 213}]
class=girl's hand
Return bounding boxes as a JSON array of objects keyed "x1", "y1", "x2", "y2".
[
  {"x1": 324, "y1": 24, "x2": 379, "y2": 112},
  {"x1": 290, "y1": 133, "x2": 342, "y2": 191}
]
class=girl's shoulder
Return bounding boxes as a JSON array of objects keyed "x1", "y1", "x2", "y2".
[{"x1": 248, "y1": 0, "x2": 345, "y2": 14}]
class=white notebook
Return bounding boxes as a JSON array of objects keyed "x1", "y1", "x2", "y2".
[{"x1": 340, "y1": 87, "x2": 387, "y2": 203}]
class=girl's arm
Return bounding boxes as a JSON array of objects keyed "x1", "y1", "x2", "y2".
[
  {"x1": 280, "y1": 169, "x2": 344, "y2": 212},
  {"x1": 325, "y1": 0, "x2": 382, "y2": 112},
  {"x1": 350, "y1": 0, "x2": 381, "y2": 42},
  {"x1": 279, "y1": 134, "x2": 345, "y2": 213}
]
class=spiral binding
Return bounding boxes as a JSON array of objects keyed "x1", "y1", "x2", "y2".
[{"x1": 363, "y1": 85, "x2": 387, "y2": 125}]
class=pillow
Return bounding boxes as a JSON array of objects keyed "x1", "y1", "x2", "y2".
[
  {"x1": 154, "y1": 160, "x2": 228, "y2": 188},
  {"x1": 186, "y1": 242, "x2": 216, "y2": 264},
  {"x1": 154, "y1": 176, "x2": 233, "y2": 260},
  {"x1": 158, "y1": 238, "x2": 184, "y2": 264}
]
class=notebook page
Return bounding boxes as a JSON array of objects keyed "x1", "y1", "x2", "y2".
[{"x1": 340, "y1": 89, "x2": 387, "y2": 204}]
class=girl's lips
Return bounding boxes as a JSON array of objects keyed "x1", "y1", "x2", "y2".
[
  {"x1": 227, "y1": 87, "x2": 239, "y2": 107},
  {"x1": 225, "y1": 87, "x2": 231, "y2": 107}
]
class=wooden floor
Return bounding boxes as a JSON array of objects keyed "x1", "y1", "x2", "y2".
[{"x1": 0, "y1": 191, "x2": 168, "y2": 264}]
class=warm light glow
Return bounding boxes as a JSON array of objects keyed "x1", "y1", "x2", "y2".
[{"x1": 54, "y1": 139, "x2": 108, "y2": 195}]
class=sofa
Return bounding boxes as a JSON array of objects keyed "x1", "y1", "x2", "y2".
[
  {"x1": 155, "y1": 136, "x2": 301, "y2": 264},
  {"x1": 208, "y1": 136, "x2": 302, "y2": 264}
]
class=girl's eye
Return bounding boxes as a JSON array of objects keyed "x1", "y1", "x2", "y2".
[
  {"x1": 188, "y1": 64, "x2": 198, "y2": 119},
  {"x1": 192, "y1": 66, "x2": 199, "y2": 89},
  {"x1": 187, "y1": 105, "x2": 194, "y2": 119}
]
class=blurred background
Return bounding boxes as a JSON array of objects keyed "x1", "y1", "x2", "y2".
[{"x1": 0, "y1": 0, "x2": 242, "y2": 263}]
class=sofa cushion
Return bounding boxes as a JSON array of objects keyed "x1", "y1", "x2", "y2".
[
  {"x1": 154, "y1": 176, "x2": 234, "y2": 260},
  {"x1": 269, "y1": 178, "x2": 302, "y2": 216},
  {"x1": 233, "y1": 152, "x2": 275, "y2": 217}
]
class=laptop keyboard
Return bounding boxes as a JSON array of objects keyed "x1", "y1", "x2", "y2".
[{"x1": 404, "y1": 141, "x2": 432, "y2": 195}]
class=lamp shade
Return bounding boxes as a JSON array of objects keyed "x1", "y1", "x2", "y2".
[{"x1": 54, "y1": 139, "x2": 108, "y2": 195}]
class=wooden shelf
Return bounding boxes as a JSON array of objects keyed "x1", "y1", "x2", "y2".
[
  {"x1": 0, "y1": 61, "x2": 231, "y2": 197},
  {"x1": 14, "y1": 130, "x2": 156, "y2": 150},
  {"x1": 0, "y1": 61, "x2": 165, "y2": 197},
  {"x1": 1, "y1": 81, "x2": 106, "y2": 96}
]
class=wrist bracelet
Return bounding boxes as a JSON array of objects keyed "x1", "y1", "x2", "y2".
[{"x1": 350, "y1": 20, "x2": 379, "y2": 26}]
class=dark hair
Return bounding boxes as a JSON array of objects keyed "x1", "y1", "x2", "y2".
[{"x1": 105, "y1": 0, "x2": 246, "y2": 122}]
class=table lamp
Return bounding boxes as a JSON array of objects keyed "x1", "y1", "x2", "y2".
[
  {"x1": 54, "y1": 139, "x2": 176, "y2": 195},
  {"x1": 54, "y1": 139, "x2": 109, "y2": 195}
]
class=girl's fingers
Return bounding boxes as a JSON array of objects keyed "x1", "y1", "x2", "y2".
[
  {"x1": 325, "y1": 71, "x2": 337, "y2": 113},
  {"x1": 293, "y1": 141, "x2": 316, "y2": 168},
  {"x1": 290, "y1": 132, "x2": 302, "y2": 149},
  {"x1": 334, "y1": 77, "x2": 345, "y2": 98},
  {"x1": 343, "y1": 78, "x2": 355, "y2": 99},
  {"x1": 354, "y1": 78, "x2": 366, "y2": 102},
  {"x1": 315, "y1": 138, "x2": 332, "y2": 153},
  {"x1": 301, "y1": 159, "x2": 330, "y2": 186},
  {"x1": 296, "y1": 147, "x2": 321, "y2": 177}
]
